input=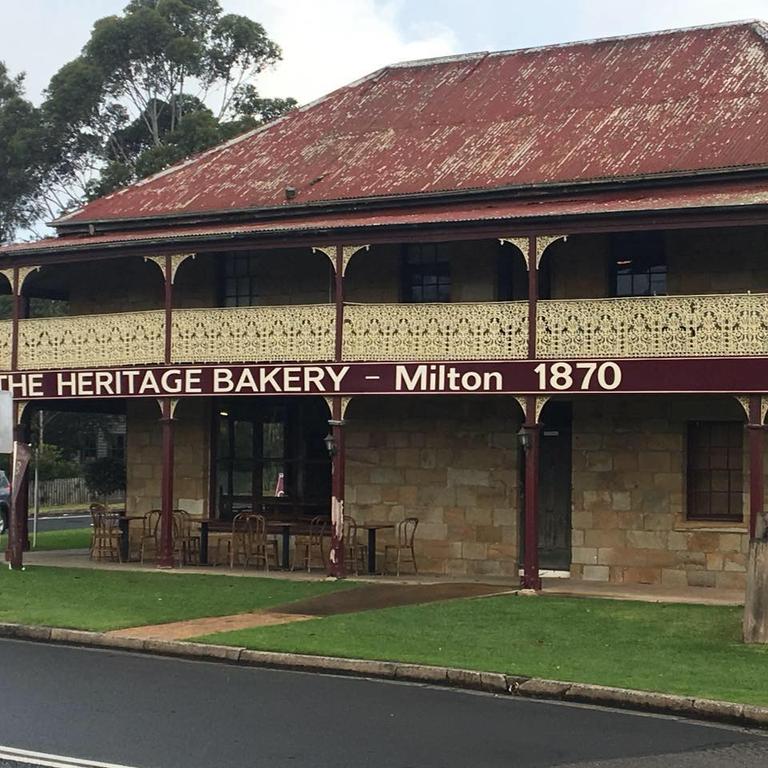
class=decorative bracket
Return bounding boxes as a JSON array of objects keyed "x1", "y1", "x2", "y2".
[
  {"x1": 514, "y1": 395, "x2": 549, "y2": 424},
  {"x1": 144, "y1": 253, "x2": 196, "y2": 284},
  {"x1": 734, "y1": 395, "x2": 768, "y2": 424},
  {"x1": 0, "y1": 266, "x2": 42, "y2": 293},
  {"x1": 155, "y1": 397, "x2": 180, "y2": 419},
  {"x1": 323, "y1": 396, "x2": 353, "y2": 420},
  {"x1": 313, "y1": 245, "x2": 370, "y2": 276},
  {"x1": 500, "y1": 236, "x2": 567, "y2": 270}
]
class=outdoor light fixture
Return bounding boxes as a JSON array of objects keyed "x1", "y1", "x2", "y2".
[
  {"x1": 324, "y1": 432, "x2": 337, "y2": 457},
  {"x1": 517, "y1": 425, "x2": 531, "y2": 452},
  {"x1": 219, "y1": 410, "x2": 229, "y2": 417}
]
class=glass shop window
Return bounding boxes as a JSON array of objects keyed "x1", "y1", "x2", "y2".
[
  {"x1": 611, "y1": 232, "x2": 667, "y2": 297},
  {"x1": 402, "y1": 244, "x2": 451, "y2": 302},
  {"x1": 686, "y1": 421, "x2": 744, "y2": 522},
  {"x1": 223, "y1": 254, "x2": 259, "y2": 306}
]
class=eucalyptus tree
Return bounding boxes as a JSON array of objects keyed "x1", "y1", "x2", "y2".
[{"x1": 39, "y1": 0, "x2": 295, "y2": 216}]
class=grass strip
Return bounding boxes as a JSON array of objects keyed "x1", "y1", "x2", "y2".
[
  {"x1": 196, "y1": 594, "x2": 768, "y2": 706},
  {"x1": 0, "y1": 565, "x2": 352, "y2": 632}
]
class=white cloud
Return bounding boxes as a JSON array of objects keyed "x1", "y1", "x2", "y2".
[{"x1": 223, "y1": 0, "x2": 459, "y2": 104}]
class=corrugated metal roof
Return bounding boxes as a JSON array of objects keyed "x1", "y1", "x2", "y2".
[
  {"x1": 6, "y1": 177, "x2": 768, "y2": 258},
  {"x1": 54, "y1": 20, "x2": 768, "y2": 227}
]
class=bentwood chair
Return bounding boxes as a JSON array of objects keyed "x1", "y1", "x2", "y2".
[
  {"x1": 173, "y1": 509, "x2": 200, "y2": 565},
  {"x1": 139, "y1": 510, "x2": 162, "y2": 564},
  {"x1": 292, "y1": 515, "x2": 328, "y2": 572},
  {"x1": 342, "y1": 514, "x2": 368, "y2": 576},
  {"x1": 230, "y1": 513, "x2": 278, "y2": 571},
  {"x1": 89, "y1": 503, "x2": 122, "y2": 562},
  {"x1": 384, "y1": 517, "x2": 419, "y2": 576}
]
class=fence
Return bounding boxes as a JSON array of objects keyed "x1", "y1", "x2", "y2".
[{"x1": 35, "y1": 477, "x2": 124, "y2": 509}]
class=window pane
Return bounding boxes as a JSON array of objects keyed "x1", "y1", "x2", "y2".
[
  {"x1": 233, "y1": 421, "x2": 253, "y2": 459},
  {"x1": 262, "y1": 462, "x2": 285, "y2": 496},
  {"x1": 233, "y1": 468, "x2": 252, "y2": 495},
  {"x1": 263, "y1": 422, "x2": 285, "y2": 459}
]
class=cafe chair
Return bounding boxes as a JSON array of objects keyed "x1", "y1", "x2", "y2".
[
  {"x1": 293, "y1": 515, "x2": 328, "y2": 572},
  {"x1": 139, "y1": 509, "x2": 162, "y2": 564},
  {"x1": 230, "y1": 513, "x2": 278, "y2": 571},
  {"x1": 174, "y1": 509, "x2": 200, "y2": 565},
  {"x1": 343, "y1": 514, "x2": 368, "y2": 576},
  {"x1": 89, "y1": 503, "x2": 122, "y2": 562},
  {"x1": 384, "y1": 517, "x2": 419, "y2": 576}
]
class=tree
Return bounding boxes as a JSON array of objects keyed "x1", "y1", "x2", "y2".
[
  {"x1": 84, "y1": 456, "x2": 126, "y2": 500},
  {"x1": 39, "y1": 0, "x2": 296, "y2": 216},
  {"x1": 0, "y1": 63, "x2": 42, "y2": 242}
]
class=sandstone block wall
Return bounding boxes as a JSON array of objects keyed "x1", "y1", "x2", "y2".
[
  {"x1": 569, "y1": 396, "x2": 751, "y2": 590},
  {"x1": 344, "y1": 396, "x2": 521, "y2": 577},
  {"x1": 125, "y1": 398, "x2": 211, "y2": 517}
]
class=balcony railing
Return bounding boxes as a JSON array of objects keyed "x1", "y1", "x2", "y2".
[
  {"x1": 172, "y1": 305, "x2": 335, "y2": 364},
  {"x1": 17, "y1": 311, "x2": 165, "y2": 370},
  {"x1": 343, "y1": 302, "x2": 528, "y2": 360},
  {"x1": 537, "y1": 293, "x2": 768, "y2": 358},
  {"x1": 9, "y1": 293, "x2": 768, "y2": 372}
]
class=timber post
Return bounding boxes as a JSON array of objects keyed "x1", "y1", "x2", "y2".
[{"x1": 157, "y1": 397, "x2": 176, "y2": 568}]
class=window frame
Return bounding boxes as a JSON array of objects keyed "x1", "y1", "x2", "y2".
[
  {"x1": 686, "y1": 420, "x2": 744, "y2": 523},
  {"x1": 400, "y1": 243, "x2": 451, "y2": 303},
  {"x1": 609, "y1": 232, "x2": 668, "y2": 298}
]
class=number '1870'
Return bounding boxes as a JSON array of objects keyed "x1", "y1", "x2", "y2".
[{"x1": 533, "y1": 361, "x2": 622, "y2": 391}]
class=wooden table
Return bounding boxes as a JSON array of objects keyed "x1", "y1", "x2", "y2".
[
  {"x1": 357, "y1": 522, "x2": 395, "y2": 574},
  {"x1": 198, "y1": 518, "x2": 316, "y2": 569},
  {"x1": 117, "y1": 514, "x2": 145, "y2": 562}
]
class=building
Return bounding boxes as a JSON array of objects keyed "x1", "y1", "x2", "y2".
[{"x1": 2, "y1": 20, "x2": 768, "y2": 588}]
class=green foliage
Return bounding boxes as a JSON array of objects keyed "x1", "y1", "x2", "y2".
[
  {"x1": 36, "y1": 444, "x2": 80, "y2": 481},
  {"x1": 83, "y1": 456, "x2": 126, "y2": 498},
  {"x1": 37, "y1": 0, "x2": 296, "y2": 212},
  {"x1": 0, "y1": 63, "x2": 43, "y2": 241}
]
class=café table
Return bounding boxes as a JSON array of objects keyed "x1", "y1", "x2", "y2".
[
  {"x1": 198, "y1": 518, "x2": 310, "y2": 569},
  {"x1": 356, "y1": 521, "x2": 395, "y2": 574},
  {"x1": 117, "y1": 514, "x2": 146, "y2": 562}
]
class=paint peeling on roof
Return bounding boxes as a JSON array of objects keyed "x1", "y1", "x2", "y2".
[
  {"x1": 51, "y1": 20, "x2": 768, "y2": 228},
  {"x1": 6, "y1": 177, "x2": 768, "y2": 258}
]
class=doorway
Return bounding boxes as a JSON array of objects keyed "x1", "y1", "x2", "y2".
[{"x1": 520, "y1": 401, "x2": 572, "y2": 571}]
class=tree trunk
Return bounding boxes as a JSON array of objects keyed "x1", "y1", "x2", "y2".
[{"x1": 743, "y1": 539, "x2": 768, "y2": 644}]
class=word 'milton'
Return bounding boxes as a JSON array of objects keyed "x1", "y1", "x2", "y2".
[{"x1": 395, "y1": 364, "x2": 502, "y2": 392}]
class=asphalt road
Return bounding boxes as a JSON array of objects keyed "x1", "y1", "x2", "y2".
[
  {"x1": 31, "y1": 514, "x2": 90, "y2": 533},
  {"x1": 0, "y1": 639, "x2": 766, "y2": 768}
]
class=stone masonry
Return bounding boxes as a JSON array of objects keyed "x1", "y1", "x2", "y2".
[
  {"x1": 569, "y1": 396, "x2": 751, "y2": 590},
  {"x1": 345, "y1": 396, "x2": 521, "y2": 577}
]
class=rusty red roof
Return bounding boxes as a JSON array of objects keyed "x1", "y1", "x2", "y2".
[
  {"x1": 5, "y1": 177, "x2": 768, "y2": 258},
  {"x1": 53, "y1": 20, "x2": 768, "y2": 228}
]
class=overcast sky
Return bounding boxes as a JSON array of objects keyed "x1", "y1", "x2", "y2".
[{"x1": 3, "y1": 0, "x2": 768, "y2": 107}]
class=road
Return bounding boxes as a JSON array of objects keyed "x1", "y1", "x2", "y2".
[
  {"x1": 31, "y1": 514, "x2": 90, "y2": 533},
  {"x1": 0, "y1": 639, "x2": 765, "y2": 767}
]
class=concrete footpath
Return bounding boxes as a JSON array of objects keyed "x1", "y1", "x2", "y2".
[{"x1": 0, "y1": 620, "x2": 766, "y2": 732}]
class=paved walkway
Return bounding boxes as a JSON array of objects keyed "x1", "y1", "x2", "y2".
[{"x1": 108, "y1": 582, "x2": 510, "y2": 640}]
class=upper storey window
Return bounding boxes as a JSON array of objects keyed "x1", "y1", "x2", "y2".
[
  {"x1": 611, "y1": 232, "x2": 667, "y2": 297},
  {"x1": 223, "y1": 254, "x2": 259, "y2": 306},
  {"x1": 402, "y1": 244, "x2": 451, "y2": 302}
]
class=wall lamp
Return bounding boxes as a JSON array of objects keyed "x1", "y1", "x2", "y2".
[{"x1": 517, "y1": 425, "x2": 532, "y2": 452}]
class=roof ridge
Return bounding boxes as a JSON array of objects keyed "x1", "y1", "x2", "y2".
[{"x1": 388, "y1": 18, "x2": 765, "y2": 69}]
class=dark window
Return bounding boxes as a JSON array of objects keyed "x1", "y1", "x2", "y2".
[
  {"x1": 498, "y1": 247, "x2": 528, "y2": 301},
  {"x1": 686, "y1": 421, "x2": 744, "y2": 522},
  {"x1": 214, "y1": 399, "x2": 330, "y2": 519},
  {"x1": 611, "y1": 232, "x2": 667, "y2": 297},
  {"x1": 402, "y1": 244, "x2": 450, "y2": 302},
  {"x1": 222, "y1": 254, "x2": 259, "y2": 306}
]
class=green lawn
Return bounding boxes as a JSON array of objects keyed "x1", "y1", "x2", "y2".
[
  {"x1": 0, "y1": 565, "x2": 352, "y2": 632},
  {"x1": 0, "y1": 527, "x2": 92, "y2": 551},
  {"x1": 197, "y1": 595, "x2": 768, "y2": 707}
]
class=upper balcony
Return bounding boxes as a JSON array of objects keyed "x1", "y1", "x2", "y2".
[
  {"x1": 3, "y1": 291, "x2": 767, "y2": 371},
  {"x1": 3, "y1": 229, "x2": 768, "y2": 372}
]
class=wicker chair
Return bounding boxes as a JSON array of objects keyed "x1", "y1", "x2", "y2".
[
  {"x1": 292, "y1": 515, "x2": 328, "y2": 572},
  {"x1": 343, "y1": 515, "x2": 368, "y2": 575},
  {"x1": 89, "y1": 503, "x2": 122, "y2": 562},
  {"x1": 384, "y1": 517, "x2": 419, "y2": 576}
]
